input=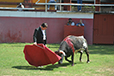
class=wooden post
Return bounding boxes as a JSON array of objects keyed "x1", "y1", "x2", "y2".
[
  {"x1": 64, "y1": 0, "x2": 71, "y2": 11},
  {"x1": 45, "y1": 0, "x2": 47, "y2": 12},
  {"x1": 95, "y1": 0, "x2": 100, "y2": 11},
  {"x1": 60, "y1": 0, "x2": 62, "y2": 11}
]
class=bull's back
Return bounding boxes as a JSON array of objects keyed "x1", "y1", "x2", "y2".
[{"x1": 69, "y1": 35, "x2": 87, "y2": 49}]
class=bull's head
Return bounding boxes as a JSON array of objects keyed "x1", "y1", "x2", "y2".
[{"x1": 55, "y1": 50, "x2": 66, "y2": 64}]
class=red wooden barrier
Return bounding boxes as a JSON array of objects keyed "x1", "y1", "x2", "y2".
[{"x1": 64, "y1": 25, "x2": 84, "y2": 38}]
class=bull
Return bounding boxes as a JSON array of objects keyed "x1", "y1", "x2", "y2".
[{"x1": 55, "y1": 35, "x2": 90, "y2": 66}]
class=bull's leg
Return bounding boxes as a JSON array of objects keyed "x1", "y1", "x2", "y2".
[
  {"x1": 65, "y1": 54, "x2": 74, "y2": 66},
  {"x1": 58, "y1": 57, "x2": 63, "y2": 64},
  {"x1": 79, "y1": 51, "x2": 83, "y2": 62},
  {"x1": 58, "y1": 55, "x2": 64, "y2": 64},
  {"x1": 71, "y1": 54, "x2": 74, "y2": 66},
  {"x1": 85, "y1": 48, "x2": 90, "y2": 63},
  {"x1": 65, "y1": 56, "x2": 72, "y2": 63}
]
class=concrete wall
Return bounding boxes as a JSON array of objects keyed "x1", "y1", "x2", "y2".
[{"x1": 0, "y1": 11, "x2": 93, "y2": 45}]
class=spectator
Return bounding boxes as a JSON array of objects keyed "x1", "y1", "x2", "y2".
[
  {"x1": 33, "y1": 23, "x2": 48, "y2": 45},
  {"x1": 77, "y1": 0, "x2": 82, "y2": 11},
  {"x1": 67, "y1": 18, "x2": 75, "y2": 26},
  {"x1": 76, "y1": 19, "x2": 84, "y2": 26},
  {"x1": 48, "y1": 0, "x2": 57, "y2": 10},
  {"x1": 17, "y1": 3, "x2": 24, "y2": 11},
  {"x1": 56, "y1": 0, "x2": 60, "y2": 10}
]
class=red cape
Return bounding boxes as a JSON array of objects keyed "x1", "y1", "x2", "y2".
[{"x1": 23, "y1": 44, "x2": 61, "y2": 67}]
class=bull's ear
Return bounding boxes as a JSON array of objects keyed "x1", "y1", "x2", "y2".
[{"x1": 59, "y1": 50, "x2": 66, "y2": 56}]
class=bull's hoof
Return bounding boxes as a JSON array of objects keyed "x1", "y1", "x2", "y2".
[
  {"x1": 72, "y1": 64, "x2": 74, "y2": 66},
  {"x1": 87, "y1": 61, "x2": 90, "y2": 63},
  {"x1": 58, "y1": 62, "x2": 62, "y2": 64}
]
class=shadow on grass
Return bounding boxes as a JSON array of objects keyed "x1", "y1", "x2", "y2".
[
  {"x1": 12, "y1": 63, "x2": 71, "y2": 71},
  {"x1": 88, "y1": 45, "x2": 114, "y2": 55}
]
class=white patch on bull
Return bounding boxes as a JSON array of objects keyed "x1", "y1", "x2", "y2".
[
  {"x1": 80, "y1": 50, "x2": 83, "y2": 53},
  {"x1": 59, "y1": 50, "x2": 66, "y2": 56},
  {"x1": 82, "y1": 36, "x2": 87, "y2": 48},
  {"x1": 77, "y1": 36, "x2": 84, "y2": 38},
  {"x1": 76, "y1": 36, "x2": 87, "y2": 48},
  {"x1": 83, "y1": 41, "x2": 87, "y2": 48}
]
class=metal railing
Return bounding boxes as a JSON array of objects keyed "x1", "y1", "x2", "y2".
[
  {"x1": 35, "y1": 3, "x2": 114, "y2": 12},
  {"x1": 0, "y1": 1, "x2": 114, "y2": 12},
  {"x1": 0, "y1": 7, "x2": 35, "y2": 10},
  {"x1": 35, "y1": 3, "x2": 114, "y2": 6}
]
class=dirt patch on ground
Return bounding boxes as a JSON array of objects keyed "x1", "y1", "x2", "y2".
[{"x1": 96, "y1": 67, "x2": 114, "y2": 75}]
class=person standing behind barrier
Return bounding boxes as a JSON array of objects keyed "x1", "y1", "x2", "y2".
[
  {"x1": 17, "y1": 3, "x2": 24, "y2": 11},
  {"x1": 76, "y1": 19, "x2": 84, "y2": 26},
  {"x1": 77, "y1": 0, "x2": 82, "y2": 11},
  {"x1": 48, "y1": 0, "x2": 57, "y2": 10},
  {"x1": 33, "y1": 23, "x2": 48, "y2": 45},
  {"x1": 67, "y1": 18, "x2": 75, "y2": 26}
]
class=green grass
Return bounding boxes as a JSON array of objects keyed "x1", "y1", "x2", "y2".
[{"x1": 0, "y1": 43, "x2": 114, "y2": 76}]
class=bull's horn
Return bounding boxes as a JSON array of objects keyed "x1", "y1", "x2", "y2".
[{"x1": 59, "y1": 50, "x2": 66, "y2": 56}]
